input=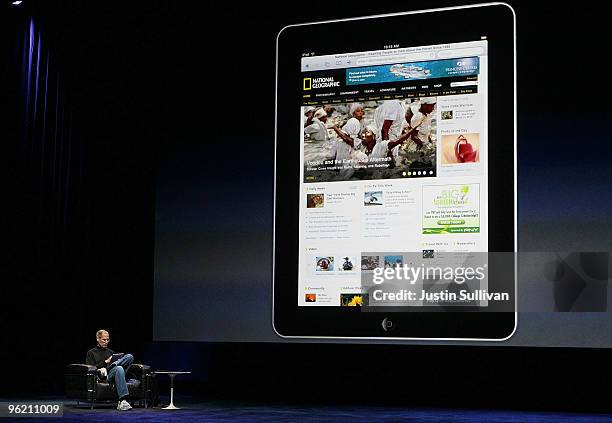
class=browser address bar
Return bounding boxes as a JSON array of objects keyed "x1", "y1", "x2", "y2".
[
  {"x1": 355, "y1": 51, "x2": 435, "y2": 66},
  {"x1": 352, "y1": 46, "x2": 486, "y2": 67}
]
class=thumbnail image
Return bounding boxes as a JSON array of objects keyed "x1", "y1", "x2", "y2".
[
  {"x1": 361, "y1": 255, "x2": 380, "y2": 270},
  {"x1": 316, "y1": 256, "x2": 334, "y2": 271},
  {"x1": 340, "y1": 293, "x2": 369, "y2": 307},
  {"x1": 303, "y1": 98, "x2": 437, "y2": 183},
  {"x1": 339, "y1": 256, "x2": 356, "y2": 271},
  {"x1": 364, "y1": 191, "x2": 383, "y2": 206},
  {"x1": 306, "y1": 193, "x2": 324, "y2": 208},
  {"x1": 422, "y1": 249, "x2": 435, "y2": 259},
  {"x1": 441, "y1": 110, "x2": 453, "y2": 120},
  {"x1": 305, "y1": 293, "x2": 317, "y2": 302},
  {"x1": 441, "y1": 133, "x2": 480, "y2": 164},
  {"x1": 384, "y1": 255, "x2": 404, "y2": 268}
]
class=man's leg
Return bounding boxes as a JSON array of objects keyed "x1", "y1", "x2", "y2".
[
  {"x1": 114, "y1": 353, "x2": 134, "y2": 370},
  {"x1": 107, "y1": 365, "x2": 129, "y2": 400}
]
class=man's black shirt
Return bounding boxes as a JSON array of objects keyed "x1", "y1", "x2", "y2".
[{"x1": 86, "y1": 345, "x2": 114, "y2": 369}]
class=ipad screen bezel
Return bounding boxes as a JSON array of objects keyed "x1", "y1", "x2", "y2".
[{"x1": 274, "y1": 3, "x2": 516, "y2": 340}]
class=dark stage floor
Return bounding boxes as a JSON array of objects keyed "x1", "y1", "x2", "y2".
[{"x1": 3, "y1": 397, "x2": 612, "y2": 422}]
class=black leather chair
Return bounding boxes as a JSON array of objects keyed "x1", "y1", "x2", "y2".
[{"x1": 65, "y1": 363, "x2": 152, "y2": 409}]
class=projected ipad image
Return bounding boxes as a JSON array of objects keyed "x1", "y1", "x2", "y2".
[
  {"x1": 305, "y1": 293, "x2": 317, "y2": 302},
  {"x1": 316, "y1": 256, "x2": 334, "y2": 271},
  {"x1": 339, "y1": 256, "x2": 356, "y2": 272},
  {"x1": 441, "y1": 133, "x2": 480, "y2": 164},
  {"x1": 303, "y1": 98, "x2": 437, "y2": 183},
  {"x1": 340, "y1": 293, "x2": 368, "y2": 307},
  {"x1": 296, "y1": 41, "x2": 492, "y2": 311},
  {"x1": 364, "y1": 191, "x2": 383, "y2": 206},
  {"x1": 306, "y1": 193, "x2": 325, "y2": 208},
  {"x1": 361, "y1": 256, "x2": 380, "y2": 271},
  {"x1": 277, "y1": 9, "x2": 517, "y2": 337},
  {"x1": 384, "y1": 255, "x2": 404, "y2": 268}
]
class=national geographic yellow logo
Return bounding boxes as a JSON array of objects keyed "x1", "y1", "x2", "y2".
[{"x1": 304, "y1": 77, "x2": 340, "y2": 90}]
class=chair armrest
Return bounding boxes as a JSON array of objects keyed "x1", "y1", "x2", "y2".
[
  {"x1": 65, "y1": 364, "x2": 98, "y2": 401},
  {"x1": 127, "y1": 364, "x2": 151, "y2": 379},
  {"x1": 66, "y1": 364, "x2": 97, "y2": 376}
]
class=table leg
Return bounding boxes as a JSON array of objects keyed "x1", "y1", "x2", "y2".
[{"x1": 162, "y1": 374, "x2": 179, "y2": 410}]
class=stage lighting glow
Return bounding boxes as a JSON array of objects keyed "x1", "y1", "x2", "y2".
[{"x1": 12, "y1": 0, "x2": 23, "y2": 5}]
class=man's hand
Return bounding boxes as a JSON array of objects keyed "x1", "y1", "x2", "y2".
[
  {"x1": 105, "y1": 356, "x2": 112, "y2": 364},
  {"x1": 401, "y1": 126, "x2": 412, "y2": 136}
]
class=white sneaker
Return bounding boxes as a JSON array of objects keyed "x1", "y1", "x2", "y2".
[{"x1": 117, "y1": 400, "x2": 132, "y2": 411}]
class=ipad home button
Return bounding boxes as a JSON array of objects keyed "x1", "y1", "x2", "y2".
[{"x1": 381, "y1": 317, "x2": 394, "y2": 332}]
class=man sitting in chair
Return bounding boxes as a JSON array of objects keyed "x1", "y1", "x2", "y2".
[{"x1": 86, "y1": 329, "x2": 134, "y2": 411}]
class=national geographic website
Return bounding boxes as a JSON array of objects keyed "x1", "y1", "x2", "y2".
[{"x1": 298, "y1": 40, "x2": 491, "y2": 308}]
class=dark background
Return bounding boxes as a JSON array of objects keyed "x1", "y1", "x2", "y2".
[{"x1": 3, "y1": 0, "x2": 612, "y2": 412}]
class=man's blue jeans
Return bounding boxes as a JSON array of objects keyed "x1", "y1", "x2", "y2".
[{"x1": 108, "y1": 354, "x2": 134, "y2": 399}]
